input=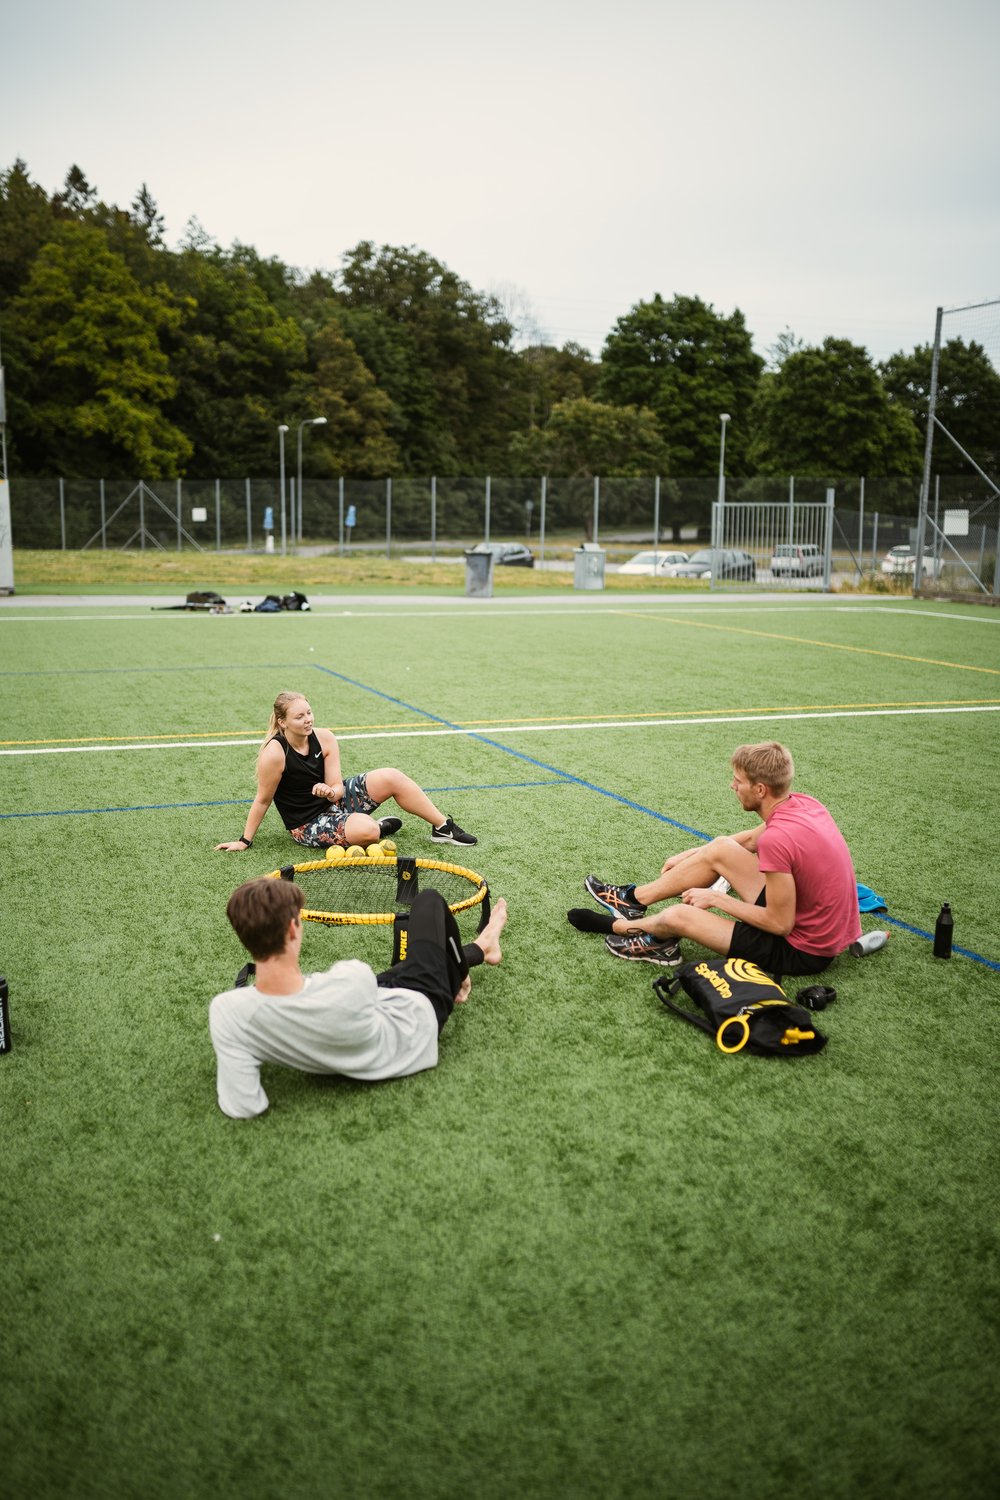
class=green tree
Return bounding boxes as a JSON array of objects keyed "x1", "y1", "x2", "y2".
[
  {"x1": 598, "y1": 293, "x2": 763, "y2": 475},
  {"x1": 130, "y1": 184, "x2": 166, "y2": 246},
  {"x1": 5, "y1": 221, "x2": 191, "y2": 476},
  {"x1": 93, "y1": 189, "x2": 170, "y2": 286},
  {"x1": 161, "y1": 246, "x2": 308, "y2": 473},
  {"x1": 880, "y1": 338, "x2": 1000, "y2": 475},
  {"x1": 0, "y1": 159, "x2": 58, "y2": 303},
  {"x1": 748, "y1": 337, "x2": 921, "y2": 476},
  {"x1": 53, "y1": 164, "x2": 98, "y2": 219},
  {"x1": 289, "y1": 317, "x2": 399, "y2": 477},
  {"x1": 509, "y1": 396, "x2": 669, "y2": 477},
  {"x1": 338, "y1": 242, "x2": 519, "y2": 472},
  {"x1": 517, "y1": 342, "x2": 599, "y2": 431}
]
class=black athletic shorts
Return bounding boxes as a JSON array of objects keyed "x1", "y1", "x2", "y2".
[
  {"x1": 728, "y1": 889, "x2": 834, "y2": 978},
  {"x1": 375, "y1": 889, "x2": 471, "y2": 1033}
]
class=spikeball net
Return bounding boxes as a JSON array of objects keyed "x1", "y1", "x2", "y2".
[{"x1": 262, "y1": 840, "x2": 491, "y2": 932}]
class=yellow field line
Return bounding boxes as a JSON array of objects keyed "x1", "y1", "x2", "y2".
[
  {"x1": 621, "y1": 612, "x2": 1000, "y2": 676},
  {"x1": 4, "y1": 697, "x2": 1000, "y2": 746}
]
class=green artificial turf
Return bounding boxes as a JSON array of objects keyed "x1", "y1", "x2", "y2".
[{"x1": 2, "y1": 593, "x2": 998, "y2": 1500}]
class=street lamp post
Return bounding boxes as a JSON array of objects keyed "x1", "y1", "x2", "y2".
[
  {"x1": 717, "y1": 414, "x2": 731, "y2": 509},
  {"x1": 715, "y1": 414, "x2": 731, "y2": 555},
  {"x1": 278, "y1": 424, "x2": 289, "y2": 555},
  {"x1": 296, "y1": 416, "x2": 327, "y2": 543}
]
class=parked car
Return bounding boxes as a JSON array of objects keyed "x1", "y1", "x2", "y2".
[
  {"x1": 769, "y1": 543, "x2": 824, "y2": 577},
  {"x1": 671, "y1": 548, "x2": 757, "y2": 581},
  {"x1": 617, "y1": 549, "x2": 689, "y2": 576},
  {"x1": 469, "y1": 541, "x2": 535, "y2": 568},
  {"x1": 880, "y1": 545, "x2": 934, "y2": 577}
]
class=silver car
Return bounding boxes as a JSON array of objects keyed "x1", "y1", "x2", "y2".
[{"x1": 770, "y1": 544, "x2": 824, "y2": 577}]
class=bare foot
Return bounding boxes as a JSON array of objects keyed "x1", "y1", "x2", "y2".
[
  {"x1": 454, "y1": 975, "x2": 472, "y2": 1005},
  {"x1": 474, "y1": 897, "x2": 507, "y2": 965}
]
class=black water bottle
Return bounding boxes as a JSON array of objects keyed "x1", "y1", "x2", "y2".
[
  {"x1": 0, "y1": 976, "x2": 10, "y2": 1054},
  {"x1": 933, "y1": 903, "x2": 953, "y2": 959}
]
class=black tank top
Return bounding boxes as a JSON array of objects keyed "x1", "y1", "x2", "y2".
[{"x1": 270, "y1": 731, "x2": 329, "y2": 830}]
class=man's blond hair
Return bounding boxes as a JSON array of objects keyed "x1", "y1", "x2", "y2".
[{"x1": 731, "y1": 741, "x2": 794, "y2": 794}]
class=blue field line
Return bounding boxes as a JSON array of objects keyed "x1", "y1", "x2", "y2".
[
  {"x1": 310, "y1": 663, "x2": 712, "y2": 840},
  {"x1": 310, "y1": 662, "x2": 1000, "y2": 974},
  {"x1": 0, "y1": 781, "x2": 562, "y2": 821},
  {"x1": 2, "y1": 798, "x2": 252, "y2": 819},
  {"x1": 881, "y1": 915, "x2": 1000, "y2": 972}
]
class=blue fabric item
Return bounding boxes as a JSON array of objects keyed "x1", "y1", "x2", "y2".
[{"x1": 857, "y1": 882, "x2": 887, "y2": 913}]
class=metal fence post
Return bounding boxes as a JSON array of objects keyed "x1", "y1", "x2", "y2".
[
  {"x1": 100, "y1": 478, "x2": 106, "y2": 549},
  {"x1": 484, "y1": 475, "x2": 491, "y2": 542},
  {"x1": 176, "y1": 478, "x2": 182, "y2": 550},
  {"x1": 539, "y1": 475, "x2": 547, "y2": 564},
  {"x1": 245, "y1": 478, "x2": 252, "y2": 550},
  {"x1": 915, "y1": 306, "x2": 943, "y2": 588},
  {"x1": 431, "y1": 476, "x2": 437, "y2": 561},
  {"x1": 592, "y1": 475, "x2": 600, "y2": 544},
  {"x1": 139, "y1": 481, "x2": 145, "y2": 551},
  {"x1": 823, "y1": 487, "x2": 835, "y2": 590},
  {"x1": 653, "y1": 475, "x2": 660, "y2": 557},
  {"x1": 338, "y1": 477, "x2": 344, "y2": 556},
  {"x1": 215, "y1": 479, "x2": 221, "y2": 552},
  {"x1": 872, "y1": 512, "x2": 879, "y2": 571},
  {"x1": 932, "y1": 475, "x2": 940, "y2": 576},
  {"x1": 858, "y1": 477, "x2": 865, "y2": 580},
  {"x1": 59, "y1": 478, "x2": 66, "y2": 549},
  {"x1": 386, "y1": 477, "x2": 392, "y2": 559}
]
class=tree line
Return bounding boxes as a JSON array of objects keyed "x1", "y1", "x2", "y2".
[{"x1": 1, "y1": 160, "x2": 997, "y2": 489}]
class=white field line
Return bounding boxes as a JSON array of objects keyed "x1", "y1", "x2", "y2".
[
  {"x1": 4, "y1": 702, "x2": 1000, "y2": 757},
  {"x1": 2, "y1": 600, "x2": 998, "y2": 624}
]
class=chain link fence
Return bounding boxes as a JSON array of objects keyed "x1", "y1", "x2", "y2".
[{"x1": 6, "y1": 472, "x2": 996, "y2": 594}]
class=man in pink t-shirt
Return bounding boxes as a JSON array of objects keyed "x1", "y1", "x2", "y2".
[{"x1": 568, "y1": 741, "x2": 861, "y2": 976}]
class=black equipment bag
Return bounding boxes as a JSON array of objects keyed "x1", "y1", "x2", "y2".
[{"x1": 653, "y1": 957, "x2": 827, "y2": 1057}]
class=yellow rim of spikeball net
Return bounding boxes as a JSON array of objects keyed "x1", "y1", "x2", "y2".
[{"x1": 261, "y1": 848, "x2": 489, "y2": 926}]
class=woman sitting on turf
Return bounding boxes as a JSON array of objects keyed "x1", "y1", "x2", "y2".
[{"x1": 215, "y1": 691, "x2": 477, "y2": 853}]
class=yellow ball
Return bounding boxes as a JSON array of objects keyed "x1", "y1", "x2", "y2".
[
  {"x1": 346, "y1": 845, "x2": 367, "y2": 859},
  {"x1": 325, "y1": 844, "x2": 345, "y2": 862},
  {"x1": 379, "y1": 838, "x2": 397, "y2": 855}
]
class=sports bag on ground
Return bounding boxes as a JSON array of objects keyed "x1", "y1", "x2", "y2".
[
  {"x1": 653, "y1": 957, "x2": 827, "y2": 1057},
  {"x1": 253, "y1": 591, "x2": 310, "y2": 612}
]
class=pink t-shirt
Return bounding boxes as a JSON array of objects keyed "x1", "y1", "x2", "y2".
[{"x1": 757, "y1": 793, "x2": 861, "y2": 955}]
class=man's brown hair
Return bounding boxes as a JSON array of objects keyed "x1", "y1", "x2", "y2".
[
  {"x1": 730, "y1": 741, "x2": 794, "y2": 794},
  {"x1": 226, "y1": 878, "x2": 305, "y2": 960}
]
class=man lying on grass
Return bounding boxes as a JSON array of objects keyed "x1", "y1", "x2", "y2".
[
  {"x1": 210, "y1": 877, "x2": 507, "y2": 1119},
  {"x1": 568, "y1": 740, "x2": 860, "y2": 977}
]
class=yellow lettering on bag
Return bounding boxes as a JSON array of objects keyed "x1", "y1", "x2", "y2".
[{"x1": 695, "y1": 961, "x2": 731, "y2": 998}]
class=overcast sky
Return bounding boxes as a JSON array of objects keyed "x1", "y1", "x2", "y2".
[{"x1": 4, "y1": 0, "x2": 998, "y2": 364}]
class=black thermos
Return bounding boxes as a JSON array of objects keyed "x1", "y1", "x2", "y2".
[
  {"x1": 933, "y1": 903, "x2": 953, "y2": 959},
  {"x1": 0, "y1": 976, "x2": 10, "y2": 1053}
]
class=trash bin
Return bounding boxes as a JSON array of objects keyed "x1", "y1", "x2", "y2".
[
  {"x1": 464, "y1": 548, "x2": 496, "y2": 598},
  {"x1": 574, "y1": 544, "x2": 606, "y2": 591}
]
